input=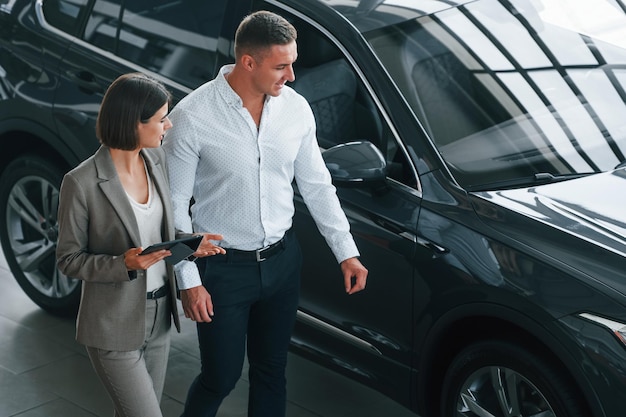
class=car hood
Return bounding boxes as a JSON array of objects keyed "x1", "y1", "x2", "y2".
[
  {"x1": 472, "y1": 168, "x2": 626, "y2": 289},
  {"x1": 476, "y1": 169, "x2": 626, "y2": 253}
]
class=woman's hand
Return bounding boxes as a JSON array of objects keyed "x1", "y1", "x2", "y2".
[{"x1": 124, "y1": 247, "x2": 170, "y2": 270}]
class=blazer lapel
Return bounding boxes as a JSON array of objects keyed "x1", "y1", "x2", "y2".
[
  {"x1": 142, "y1": 149, "x2": 175, "y2": 242},
  {"x1": 93, "y1": 146, "x2": 142, "y2": 248}
]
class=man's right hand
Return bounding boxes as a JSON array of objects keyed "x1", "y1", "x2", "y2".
[{"x1": 180, "y1": 285, "x2": 214, "y2": 322}]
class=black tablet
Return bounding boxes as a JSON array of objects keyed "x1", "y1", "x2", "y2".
[{"x1": 140, "y1": 235, "x2": 203, "y2": 264}]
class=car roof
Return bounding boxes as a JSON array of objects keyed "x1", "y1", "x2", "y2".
[{"x1": 315, "y1": 0, "x2": 474, "y2": 33}]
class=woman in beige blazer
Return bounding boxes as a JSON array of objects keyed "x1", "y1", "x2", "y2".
[{"x1": 56, "y1": 73, "x2": 223, "y2": 417}]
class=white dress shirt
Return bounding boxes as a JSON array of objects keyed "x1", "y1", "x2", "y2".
[{"x1": 163, "y1": 65, "x2": 359, "y2": 289}]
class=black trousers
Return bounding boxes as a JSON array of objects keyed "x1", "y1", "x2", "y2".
[{"x1": 182, "y1": 230, "x2": 302, "y2": 417}]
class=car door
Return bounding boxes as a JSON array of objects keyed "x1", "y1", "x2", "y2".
[{"x1": 264, "y1": 6, "x2": 425, "y2": 400}]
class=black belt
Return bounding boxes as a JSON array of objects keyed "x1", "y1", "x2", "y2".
[
  {"x1": 227, "y1": 236, "x2": 286, "y2": 262},
  {"x1": 147, "y1": 285, "x2": 169, "y2": 300}
]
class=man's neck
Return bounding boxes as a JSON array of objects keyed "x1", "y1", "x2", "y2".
[{"x1": 225, "y1": 66, "x2": 265, "y2": 109}]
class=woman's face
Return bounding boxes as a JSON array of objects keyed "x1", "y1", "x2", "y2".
[{"x1": 137, "y1": 103, "x2": 172, "y2": 148}]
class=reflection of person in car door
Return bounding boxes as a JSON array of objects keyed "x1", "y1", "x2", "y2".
[
  {"x1": 163, "y1": 10, "x2": 368, "y2": 417},
  {"x1": 56, "y1": 73, "x2": 223, "y2": 417}
]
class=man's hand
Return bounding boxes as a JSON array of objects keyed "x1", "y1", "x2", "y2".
[
  {"x1": 340, "y1": 257, "x2": 368, "y2": 294},
  {"x1": 193, "y1": 233, "x2": 226, "y2": 257},
  {"x1": 180, "y1": 285, "x2": 214, "y2": 322}
]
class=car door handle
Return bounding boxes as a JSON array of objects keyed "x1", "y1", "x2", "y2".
[
  {"x1": 66, "y1": 70, "x2": 104, "y2": 94},
  {"x1": 416, "y1": 236, "x2": 448, "y2": 255},
  {"x1": 373, "y1": 218, "x2": 415, "y2": 241},
  {"x1": 373, "y1": 218, "x2": 448, "y2": 257}
]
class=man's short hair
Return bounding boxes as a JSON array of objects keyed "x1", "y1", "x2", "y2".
[
  {"x1": 234, "y1": 10, "x2": 297, "y2": 61},
  {"x1": 96, "y1": 72, "x2": 171, "y2": 150}
]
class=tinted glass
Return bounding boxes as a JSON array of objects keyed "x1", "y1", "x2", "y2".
[
  {"x1": 118, "y1": 0, "x2": 224, "y2": 88},
  {"x1": 335, "y1": 0, "x2": 626, "y2": 190},
  {"x1": 42, "y1": 0, "x2": 89, "y2": 36},
  {"x1": 83, "y1": 0, "x2": 122, "y2": 54},
  {"x1": 283, "y1": 13, "x2": 417, "y2": 188}
]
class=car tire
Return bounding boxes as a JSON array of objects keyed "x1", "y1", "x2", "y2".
[
  {"x1": 440, "y1": 339, "x2": 588, "y2": 417},
  {"x1": 0, "y1": 155, "x2": 80, "y2": 316}
]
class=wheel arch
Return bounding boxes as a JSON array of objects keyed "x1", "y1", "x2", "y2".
[
  {"x1": 0, "y1": 118, "x2": 83, "y2": 176},
  {"x1": 415, "y1": 302, "x2": 601, "y2": 417}
]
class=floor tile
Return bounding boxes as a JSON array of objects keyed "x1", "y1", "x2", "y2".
[
  {"x1": 0, "y1": 367, "x2": 58, "y2": 417},
  {"x1": 11, "y1": 398, "x2": 98, "y2": 417},
  {"x1": 286, "y1": 355, "x2": 415, "y2": 417},
  {"x1": 160, "y1": 396, "x2": 183, "y2": 417},
  {"x1": 170, "y1": 315, "x2": 201, "y2": 359},
  {"x1": 0, "y1": 263, "x2": 45, "y2": 328},
  {"x1": 0, "y1": 329, "x2": 74, "y2": 374},
  {"x1": 37, "y1": 317, "x2": 88, "y2": 357},
  {"x1": 18, "y1": 355, "x2": 112, "y2": 417},
  {"x1": 163, "y1": 349, "x2": 200, "y2": 403}
]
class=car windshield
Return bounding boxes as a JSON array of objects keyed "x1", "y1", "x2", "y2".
[{"x1": 330, "y1": 0, "x2": 626, "y2": 190}]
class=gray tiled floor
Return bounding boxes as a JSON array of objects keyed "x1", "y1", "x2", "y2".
[{"x1": 0, "y1": 251, "x2": 417, "y2": 417}]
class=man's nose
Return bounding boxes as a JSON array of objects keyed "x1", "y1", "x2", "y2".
[{"x1": 286, "y1": 66, "x2": 296, "y2": 82}]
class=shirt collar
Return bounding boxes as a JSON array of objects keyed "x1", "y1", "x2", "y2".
[{"x1": 216, "y1": 64, "x2": 273, "y2": 108}]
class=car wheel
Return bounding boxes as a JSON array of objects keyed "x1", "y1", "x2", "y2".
[
  {"x1": 441, "y1": 339, "x2": 587, "y2": 417},
  {"x1": 0, "y1": 155, "x2": 80, "y2": 316}
]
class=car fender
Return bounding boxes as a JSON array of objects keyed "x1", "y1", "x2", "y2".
[{"x1": 414, "y1": 299, "x2": 606, "y2": 417}]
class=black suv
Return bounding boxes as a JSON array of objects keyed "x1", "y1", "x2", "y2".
[{"x1": 3, "y1": 1, "x2": 626, "y2": 416}]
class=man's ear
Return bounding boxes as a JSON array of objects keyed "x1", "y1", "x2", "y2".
[{"x1": 241, "y1": 54, "x2": 255, "y2": 71}]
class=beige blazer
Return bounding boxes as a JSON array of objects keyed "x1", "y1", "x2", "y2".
[{"x1": 56, "y1": 146, "x2": 181, "y2": 351}]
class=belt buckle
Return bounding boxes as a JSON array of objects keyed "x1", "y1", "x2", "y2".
[
  {"x1": 149, "y1": 288, "x2": 158, "y2": 299},
  {"x1": 255, "y1": 244, "x2": 271, "y2": 262}
]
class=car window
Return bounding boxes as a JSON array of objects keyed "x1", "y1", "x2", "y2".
[
  {"x1": 361, "y1": 0, "x2": 626, "y2": 189},
  {"x1": 266, "y1": 14, "x2": 416, "y2": 189},
  {"x1": 118, "y1": 0, "x2": 224, "y2": 88},
  {"x1": 42, "y1": 0, "x2": 90, "y2": 36},
  {"x1": 84, "y1": 0, "x2": 225, "y2": 89},
  {"x1": 83, "y1": 0, "x2": 122, "y2": 54}
]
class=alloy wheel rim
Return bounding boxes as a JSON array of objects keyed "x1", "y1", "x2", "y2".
[
  {"x1": 6, "y1": 175, "x2": 78, "y2": 298},
  {"x1": 457, "y1": 366, "x2": 555, "y2": 417}
]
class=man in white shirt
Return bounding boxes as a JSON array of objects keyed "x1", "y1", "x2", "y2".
[{"x1": 163, "y1": 10, "x2": 368, "y2": 417}]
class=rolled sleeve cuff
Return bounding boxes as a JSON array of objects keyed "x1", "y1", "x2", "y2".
[{"x1": 173, "y1": 260, "x2": 202, "y2": 290}]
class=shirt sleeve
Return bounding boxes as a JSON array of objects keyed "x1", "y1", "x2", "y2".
[
  {"x1": 293, "y1": 108, "x2": 360, "y2": 263},
  {"x1": 162, "y1": 108, "x2": 203, "y2": 289}
]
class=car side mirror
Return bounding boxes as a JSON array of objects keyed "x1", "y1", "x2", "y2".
[{"x1": 322, "y1": 141, "x2": 387, "y2": 188}]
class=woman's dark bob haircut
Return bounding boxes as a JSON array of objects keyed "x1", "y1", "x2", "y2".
[{"x1": 96, "y1": 72, "x2": 172, "y2": 150}]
